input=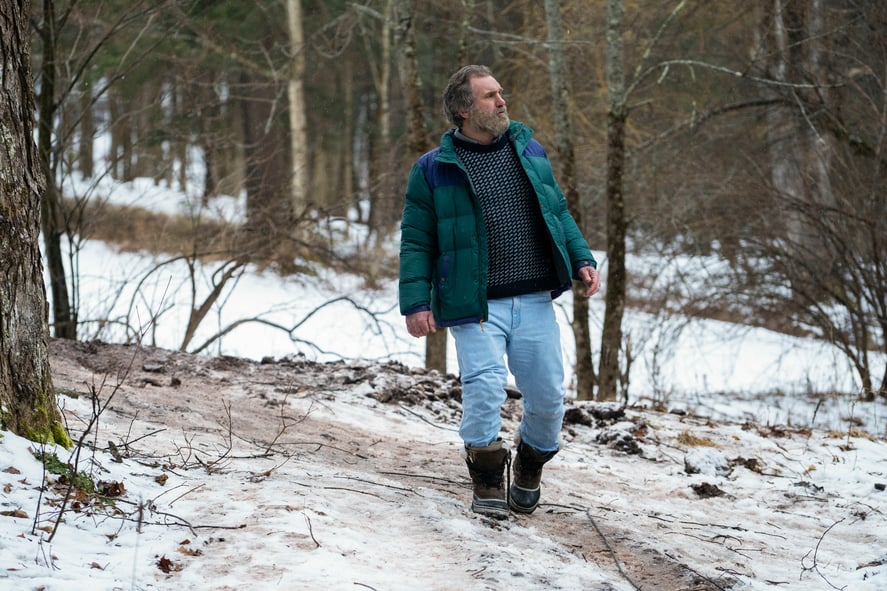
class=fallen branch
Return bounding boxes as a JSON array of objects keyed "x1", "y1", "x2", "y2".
[
  {"x1": 800, "y1": 518, "x2": 847, "y2": 590},
  {"x1": 377, "y1": 470, "x2": 464, "y2": 487},
  {"x1": 397, "y1": 404, "x2": 459, "y2": 432},
  {"x1": 585, "y1": 509, "x2": 643, "y2": 591},
  {"x1": 336, "y1": 475, "x2": 418, "y2": 496}
]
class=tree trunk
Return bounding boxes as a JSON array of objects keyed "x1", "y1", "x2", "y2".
[
  {"x1": 119, "y1": 92, "x2": 134, "y2": 182},
  {"x1": 762, "y1": 0, "x2": 836, "y2": 280},
  {"x1": 36, "y1": 0, "x2": 76, "y2": 340},
  {"x1": 458, "y1": 0, "x2": 475, "y2": 65},
  {"x1": 598, "y1": 0, "x2": 628, "y2": 401},
  {"x1": 341, "y1": 58, "x2": 355, "y2": 217},
  {"x1": 366, "y1": 0, "x2": 399, "y2": 236},
  {"x1": 78, "y1": 82, "x2": 95, "y2": 178},
  {"x1": 196, "y1": 66, "x2": 224, "y2": 204},
  {"x1": 543, "y1": 0, "x2": 595, "y2": 400},
  {"x1": 285, "y1": 0, "x2": 309, "y2": 215},
  {"x1": 0, "y1": 0, "x2": 70, "y2": 446},
  {"x1": 240, "y1": 70, "x2": 293, "y2": 254},
  {"x1": 393, "y1": 0, "x2": 447, "y2": 373}
]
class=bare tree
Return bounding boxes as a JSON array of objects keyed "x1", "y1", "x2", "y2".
[
  {"x1": 393, "y1": 0, "x2": 448, "y2": 373},
  {"x1": 543, "y1": 0, "x2": 596, "y2": 400},
  {"x1": 739, "y1": 0, "x2": 887, "y2": 399},
  {"x1": 0, "y1": 0, "x2": 70, "y2": 445},
  {"x1": 35, "y1": 0, "x2": 76, "y2": 339},
  {"x1": 33, "y1": 0, "x2": 193, "y2": 340},
  {"x1": 285, "y1": 0, "x2": 309, "y2": 214},
  {"x1": 598, "y1": 0, "x2": 629, "y2": 401}
]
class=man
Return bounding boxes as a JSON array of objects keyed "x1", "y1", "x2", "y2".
[{"x1": 399, "y1": 65, "x2": 600, "y2": 518}]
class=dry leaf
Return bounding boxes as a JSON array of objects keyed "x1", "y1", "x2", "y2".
[
  {"x1": 156, "y1": 555, "x2": 182, "y2": 574},
  {"x1": 99, "y1": 480, "x2": 126, "y2": 497},
  {"x1": 1, "y1": 509, "x2": 28, "y2": 519}
]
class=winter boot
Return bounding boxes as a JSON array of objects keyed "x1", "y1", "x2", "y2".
[
  {"x1": 464, "y1": 440, "x2": 511, "y2": 519},
  {"x1": 508, "y1": 440, "x2": 557, "y2": 514}
]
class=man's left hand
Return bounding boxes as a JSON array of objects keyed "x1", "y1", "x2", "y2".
[{"x1": 578, "y1": 266, "x2": 601, "y2": 297}]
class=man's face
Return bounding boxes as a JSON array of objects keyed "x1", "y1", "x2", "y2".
[{"x1": 464, "y1": 75, "x2": 509, "y2": 138}]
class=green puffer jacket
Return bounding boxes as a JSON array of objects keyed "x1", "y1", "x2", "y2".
[{"x1": 398, "y1": 121, "x2": 595, "y2": 326}]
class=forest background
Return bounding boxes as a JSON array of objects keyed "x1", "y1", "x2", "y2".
[{"x1": 27, "y1": 0, "x2": 887, "y2": 407}]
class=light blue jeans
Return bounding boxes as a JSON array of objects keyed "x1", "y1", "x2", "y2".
[{"x1": 449, "y1": 292, "x2": 565, "y2": 453}]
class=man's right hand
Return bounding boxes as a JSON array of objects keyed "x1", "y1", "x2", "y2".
[{"x1": 405, "y1": 310, "x2": 437, "y2": 338}]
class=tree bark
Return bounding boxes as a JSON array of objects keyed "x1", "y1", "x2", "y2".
[
  {"x1": 543, "y1": 0, "x2": 595, "y2": 400},
  {"x1": 36, "y1": 0, "x2": 76, "y2": 340},
  {"x1": 240, "y1": 69, "x2": 292, "y2": 253},
  {"x1": 366, "y1": 0, "x2": 399, "y2": 235},
  {"x1": 285, "y1": 0, "x2": 309, "y2": 215},
  {"x1": 78, "y1": 81, "x2": 95, "y2": 179},
  {"x1": 598, "y1": 0, "x2": 628, "y2": 401},
  {"x1": 393, "y1": 0, "x2": 447, "y2": 373},
  {"x1": 0, "y1": 0, "x2": 70, "y2": 445}
]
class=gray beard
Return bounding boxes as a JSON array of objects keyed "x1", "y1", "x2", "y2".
[{"x1": 471, "y1": 108, "x2": 510, "y2": 137}]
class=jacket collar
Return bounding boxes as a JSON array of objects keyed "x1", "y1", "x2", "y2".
[{"x1": 438, "y1": 121, "x2": 532, "y2": 162}]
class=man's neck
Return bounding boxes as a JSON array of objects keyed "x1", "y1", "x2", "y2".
[{"x1": 456, "y1": 126, "x2": 498, "y2": 145}]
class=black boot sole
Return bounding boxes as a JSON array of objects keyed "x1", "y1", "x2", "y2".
[{"x1": 471, "y1": 497, "x2": 510, "y2": 519}]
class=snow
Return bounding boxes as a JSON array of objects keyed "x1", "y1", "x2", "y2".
[
  {"x1": 2, "y1": 353, "x2": 885, "y2": 591},
  {"x1": 1, "y1": 178, "x2": 886, "y2": 590}
]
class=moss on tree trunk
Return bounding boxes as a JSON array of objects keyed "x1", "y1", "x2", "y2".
[{"x1": 0, "y1": 0, "x2": 71, "y2": 448}]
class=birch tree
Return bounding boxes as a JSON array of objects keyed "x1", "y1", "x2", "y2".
[{"x1": 285, "y1": 0, "x2": 309, "y2": 214}]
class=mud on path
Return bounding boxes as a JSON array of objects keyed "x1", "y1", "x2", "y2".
[{"x1": 49, "y1": 338, "x2": 732, "y2": 591}]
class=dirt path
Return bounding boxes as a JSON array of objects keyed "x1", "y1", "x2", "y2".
[{"x1": 49, "y1": 338, "x2": 732, "y2": 591}]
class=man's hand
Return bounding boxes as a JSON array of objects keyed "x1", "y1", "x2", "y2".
[
  {"x1": 405, "y1": 310, "x2": 437, "y2": 338},
  {"x1": 578, "y1": 266, "x2": 601, "y2": 297}
]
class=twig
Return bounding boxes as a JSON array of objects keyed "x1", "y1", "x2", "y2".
[
  {"x1": 397, "y1": 404, "x2": 459, "y2": 432},
  {"x1": 377, "y1": 470, "x2": 464, "y2": 487},
  {"x1": 166, "y1": 483, "x2": 206, "y2": 507},
  {"x1": 304, "y1": 513, "x2": 320, "y2": 547},
  {"x1": 336, "y1": 475, "x2": 418, "y2": 495},
  {"x1": 47, "y1": 366, "x2": 132, "y2": 543},
  {"x1": 662, "y1": 551, "x2": 731, "y2": 590},
  {"x1": 321, "y1": 486, "x2": 386, "y2": 499},
  {"x1": 35, "y1": 536, "x2": 57, "y2": 570},
  {"x1": 263, "y1": 440, "x2": 369, "y2": 461},
  {"x1": 800, "y1": 518, "x2": 847, "y2": 590},
  {"x1": 121, "y1": 427, "x2": 167, "y2": 450},
  {"x1": 31, "y1": 443, "x2": 49, "y2": 536},
  {"x1": 585, "y1": 509, "x2": 643, "y2": 590}
]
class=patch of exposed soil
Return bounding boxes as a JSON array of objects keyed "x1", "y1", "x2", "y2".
[{"x1": 48, "y1": 338, "x2": 732, "y2": 591}]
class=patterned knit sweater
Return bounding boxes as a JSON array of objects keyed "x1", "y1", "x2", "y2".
[{"x1": 453, "y1": 134, "x2": 560, "y2": 299}]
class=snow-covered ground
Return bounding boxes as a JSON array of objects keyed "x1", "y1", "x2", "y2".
[
  {"x1": 1, "y1": 339, "x2": 885, "y2": 591},
  {"x1": 62, "y1": 172, "x2": 883, "y2": 434},
  {"x1": 0, "y1": 176, "x2": 884, "y2": 590}
]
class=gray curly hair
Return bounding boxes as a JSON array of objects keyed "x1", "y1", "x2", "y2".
[{"x1": 442, "y1": 65, "x2": 493, "y2": 128}]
